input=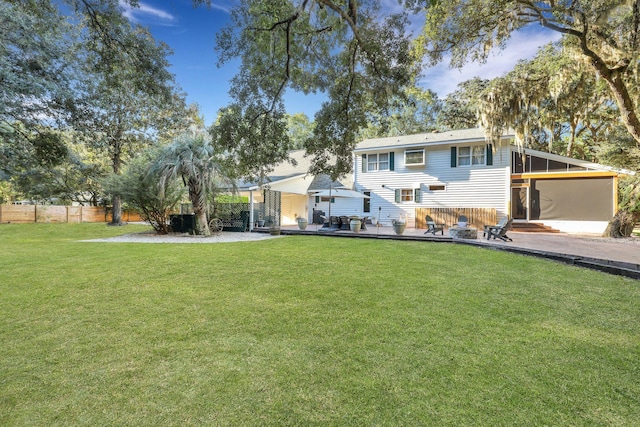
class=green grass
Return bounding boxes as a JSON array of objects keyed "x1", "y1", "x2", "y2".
[{"x1": 1, "y1": 223, "x2": 639, "y2": 426}]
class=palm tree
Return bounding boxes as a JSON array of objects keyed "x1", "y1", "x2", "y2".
[{"x1": 156, "y1": 132, "x2": 231, "y2": 236}]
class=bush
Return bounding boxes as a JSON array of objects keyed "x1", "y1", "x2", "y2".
[
  {"x1": 105, "y1": 150, "x2": 184, "y2": 234},
  {"x1": 605, "y1": 175, "x2": 640, "y2": 237}
]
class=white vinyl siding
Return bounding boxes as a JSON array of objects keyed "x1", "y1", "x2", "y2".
[
  {"x1": 354, "y1": 144, "x2": 511, "y2": 226},
  {"x1": 425, "y1": 145, "x2": 508, "y2": 209}
]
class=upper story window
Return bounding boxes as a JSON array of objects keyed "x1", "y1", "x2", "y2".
[
  {"x1": 368, "y1": 153, "x2": 389, "y2": 171},
  {"x1": 451, "y1": 144, "x2": 492, "y2": 167},
  {"x1": 362, "y1": 152, "x2": 395, "y2": 172},
  {"x1": 404, "y1": 149, "x2": 425, "y2": 166},
  {"x1": 458, "y1": 145, "x2": 485, "y2": 166}
]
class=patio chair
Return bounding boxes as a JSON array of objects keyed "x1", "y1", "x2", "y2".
[
  {"x1": 482, "y1": 216, "x2": 509, "y2": 238},
  {"x1": 485, "y1": 218, "x2": 513, "y2": 242},
  {"x1": 424, "y1": 215, "x2": 445, "y2": 235},
  {"x1": 339, "y1": 216, "x2": 350, "y2": 230},
  {"x1": 457, "y1": 215, "x2": 469, "y2": 228},
  {"x1": 320, "y1": 215, "x2": 329, "y2": 228}
]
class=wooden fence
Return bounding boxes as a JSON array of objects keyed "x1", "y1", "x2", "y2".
[
  {"x1": 0, "y1": 205, "x2": 142, "y2": 224},
  {"x1": 415, "y1": 207, "x2": 498, "y2": 230}
]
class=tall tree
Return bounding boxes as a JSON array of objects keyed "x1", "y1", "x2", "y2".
[
  {"x1": 156, "y1": 133, "x2": 233, "y2": 236},
  {"x1": 0, "y1": 0, "x2": 79, "y2": 196},
  {"x1": 287, "y1": 113, "x2": 315, "y2": 150},
  {"x1": 358, "y1": 87, "x2": 441, "y2": 139},
  {"x1": 437, "y1": 78, "x2": 488, "y2": 130},
  {"x1": 413, "y1": 0, "x2": 640, "y2": 147},
  {"x1": 206, "y1": 0, "x2": 419, "y2": 181},
  {"x1": 70, "y1": 1, "x2": 186, "y2": 224},
  {"x1": 478, "y1": 42, "x2": 618, "y2": 158},
  {"x1": 0, "y1": 0, "x2": 76, "y2": 131}
]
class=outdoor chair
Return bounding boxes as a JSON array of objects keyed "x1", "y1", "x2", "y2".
[
  {"x1": 320, "y1": 215, "x2": 329, "y2": 228},
  {"x1": 457, "y1": 215, "x2": 469, "y2": 228},
  {"x1": 424, "y1": 215, "x2": 445, "y2": 235},
  {"x1": 482, "y1": 216, "x2": 509, "y2": 238},
  {"x1": 485, "y1": 218, "x2": 513, "y2": 241},
  {"x1": 339, "y1": 216, "x2": 350, "y2": 230}
]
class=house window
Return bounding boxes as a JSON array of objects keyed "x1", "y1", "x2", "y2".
[
  {"x1": 363, "y1": 152, "x2": 395, "y2": 172},
  {"x1": 405, "y1": 149, "x2": 425, "y2": 166},
  {"x1": 428, "y1": 185, "x2": 446, "y2": 191},
  {"x1": 458, "y1": 145, "x2": 486, "y2": 166},
  {"x1": 367, "y1": 153, "x2": 390, "y2": 171},
  {"x1": 394, "y1": 188, "x2": 421, "y2": 203}
]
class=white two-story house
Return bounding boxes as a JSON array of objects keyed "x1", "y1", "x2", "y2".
[{"x1": 352, "y1": 128, "x2": 625, "y2": 234}]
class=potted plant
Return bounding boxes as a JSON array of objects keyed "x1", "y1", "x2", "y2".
[
  {"x1": 296, "y1": 216, "x2": 308, "y2": 230},
  {"x1": 392, "y1": 218, "x2": 406, "y2": 235},
  {"x1": 269, "y1": 225, "x2": 281, "y2": 235},
  {"x1": 349, "y1": 217, "x2": 361, "y2": 233}
]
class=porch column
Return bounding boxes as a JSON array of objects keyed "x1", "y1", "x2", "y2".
[{"x1": 249, "y1": 190, "x2": 254, "y2": 231}]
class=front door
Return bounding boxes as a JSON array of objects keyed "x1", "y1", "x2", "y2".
[{"x1": 511, "y1": 187, "x2": 528, "y2": 220}]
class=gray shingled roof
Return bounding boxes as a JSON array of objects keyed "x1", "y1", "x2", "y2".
[
  {"x1": 355, "y1": 128, "x2": 513, "y2": 151},
  {"x1": 233, "y1": 149, "x2": 353, "y2": 190}
]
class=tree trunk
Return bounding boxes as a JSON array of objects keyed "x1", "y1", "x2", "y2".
[
  {"x1": 110, "y1": 194, "x2": 123, "y2": 225},
  {"x1": 110, "y1": 138, "x2": 124, "y2": 225},
  {"x1": 574, "y1": 33, "x2": 640, "y2": 146},
  {"x1": 601, "y1": 70, "x2": 640, "y2": 146},
  {"x1": 187, "y1": 178, "x2": 211, "y2": 236},
  {"x1": 194, "y1": 209, "x2": 210, "y2": 236}
]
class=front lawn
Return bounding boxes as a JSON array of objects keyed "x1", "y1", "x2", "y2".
[{"x1": 1, "y1": 224, "x2": 638, "y2": 425}]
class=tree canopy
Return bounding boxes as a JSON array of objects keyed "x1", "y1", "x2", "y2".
[
  {"x1": 206, "y1": 0, "x2": 420, "y2": 180},
  {"x1": 414, "y1": 0, "x2": 640, "y2": 147},
  {"x1": 1, "y1": 0, "x2": 189, "y2": 209}
]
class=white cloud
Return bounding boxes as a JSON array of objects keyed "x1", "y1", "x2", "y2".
[
  {"x1": 420, "y1": 29, "x2": 562, "y2": 98},
  {"x1": 119, "y1": 1, "x2": 176, "y2": 24}
]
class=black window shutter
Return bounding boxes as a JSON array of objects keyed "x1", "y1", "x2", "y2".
[
  {"x1": 394, "y1": 189, "x2": 401, "y2": 203},
  {"x1": 389, "y1": 152, "x2": 395, "y2": 171},
  {"x1": 451, "y1": 147, "x2": 457, "y2": 167},
  {"x1": 414, "y1": 188, "x2": 421, "y2": 203},
  {"x1": 486, "y1": 144, "x2": 493, "y2": 165},
  {"x1": 362, "y1": 154, "x2": 367, "y2": 173}
]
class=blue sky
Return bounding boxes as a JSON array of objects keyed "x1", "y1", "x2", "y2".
[{"x1": 121, "y1": 0, "x2": 560, "y2": 126}]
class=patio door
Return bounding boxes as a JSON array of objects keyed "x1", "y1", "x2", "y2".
[{"x1": 511, "y1": 187, "x2": 528, "y2": 220}]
